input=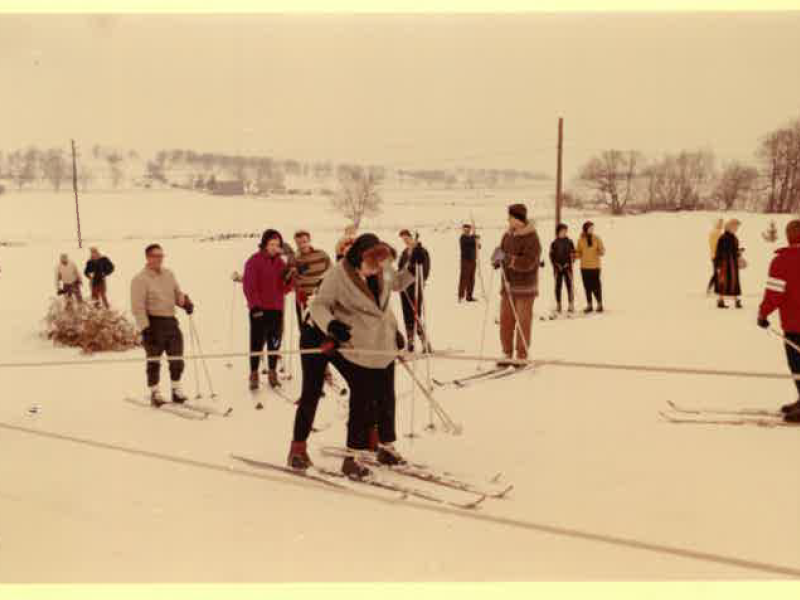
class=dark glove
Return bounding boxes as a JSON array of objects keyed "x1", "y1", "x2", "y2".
[
  {"x1": 56, "y1": 288, "x2": 66, "y2": 296},
  {"x1": 396, "y1": 330, "x2": 406, "y2": 351},
  {"x1": 327, "y1": 319, "x2": 352, "y2": 343},
  {"x1": 757, "y1": 317, "x2": 770, "y2": 329},
  {"x1": 296, "y1": 262, "x2": 309, "y2": 275},
  {"x1": 182, "y1": 295, "x2": 194, "y2": 315}
]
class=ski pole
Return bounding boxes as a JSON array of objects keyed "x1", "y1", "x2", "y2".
[
  {"x1": 188, "y1": 315, "x2": 218, "y2": 399},
  {"x1": 470, "y1": 212, "x2": 488, "y2": 302},
  {"x1": 187, "y1": 319, "x2": 203, "y2": 399},
  {"x1": 418, "y1": 263, "x2": 435, "y2": 431},
  {"x1": 476, "y1": 263, "x2": 496, "y2": 371},
  {"x1": 500, "y1": 267, "x2": 532, "y2": 358},
  {"x1": 769, "y1": 327, "x2": 800, "y2": 354},
  {"x1": 398, "y1": 358, "x2": 462, "y2": 435},
  {"x1": 226, "y1": 277, "x2": 238, "y2": 369}
]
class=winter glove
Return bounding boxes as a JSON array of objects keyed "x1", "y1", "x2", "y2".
[
  {"x1": 231, "y1": 271, "x2": 243, "y2": 283},
  {"x1": 182, "y1": 295, "x2": 195, "y2": 315},
  {"x1": 321, "y1": 336, "x2": 338, "y2": 356},
  {"x1": 327, "y1": 319, "x2": 352, "y2": 343},
  {"x1": 491, "y1": 248, "x2": 506, "y2": 270},
  {"x1": 757, "y1": 317, "x2": 770, "y2": 329},
  {"x1": 395, "y1": 330, "x2": 406, "y2": 351},
  {"x1": 56, "y1": 288, "x2": 66, "y2": 296}
]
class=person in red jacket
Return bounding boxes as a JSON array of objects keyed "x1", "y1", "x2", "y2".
[
  {"x1": 243, "y1": 229, "x2": 293, "y2": 390},
  {"x1": 758, "y1": 219, "x2": 800, "y2": 422}
]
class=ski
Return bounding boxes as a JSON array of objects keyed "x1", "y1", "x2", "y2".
[
  {"x1": 659, "y1": 411, "x2": 796, "y2": 428},
  {"x1": 230, "y1": 454, "x2": 484, "y2": 509},
  {"x1": 454, "y1": 365, "x2": 534, "y2": 388},
  {"x1": 123, "y1": 396, "x2": 209, "y2": 420},
  {"x1": 433, "y1": 366, "x2": 511, "y2": 388},
  {"x1": 318, "y1": 446, "x2": 511, "y2": 499},
  {"x1": 666, "y1": 400, "x2": 781, "y2": 418}
]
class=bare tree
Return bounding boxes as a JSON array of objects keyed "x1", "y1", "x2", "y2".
[
  {"x1": 42, "y1": 148, "x2": 68, "y2": 191},
  {"x1": 331, "y1": 166, "x2": 383, "y2": 228},
  {"x1": 78, "y1": 166, "x2": 95, "y2": 192},
  {"x1": 106, "y1": 152, "x2": 125, "y2": 189},
  {"x1": 578, "y1": 150, "x2": 642, "y2": 215},
  {"x1": 758, "y1": 118, "x2": 800, "y2": 213},
  {"x1": 643, "y1": 150, "x2": 716, "y2": 211},
  {"x1": 712, "y1": 162, "x2": 759, "y2": 210}
]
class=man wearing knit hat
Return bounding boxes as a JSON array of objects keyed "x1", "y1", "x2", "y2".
[
  {"x1": 492, "y1": 203, "x2": 541, "y2": 366},
  {"x1": 758, "y1": 219, "x2": 800, "y2": 422},
  {"x1": 242, "y1": 229, "x2": 293, "y2": 390}
]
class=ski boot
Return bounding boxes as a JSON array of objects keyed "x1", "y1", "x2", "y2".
[
  {"x1": 342, "y1": 456, "x2": 371, "y2": 480},
  {"x1": 717, "y1": 299, "x2": 729, "y2": 309},
  {"x1": 556, "y1": 301, "x2": 562, "y2": 314},
  {"x1": 735, "y1": 299, "x2": 743, "y2": 309},
  {"x1": 496, "y1": 355, "x2": 515, "y2": 368},
  {"x1": 466, "y1": 296, "x2": 478, "y2": 303},
  {"x1": 584, "y1": 305, "x2": 594, "y2": 314},
  {"x1": 784, "y1": 407, "x2": 800, "y2": 423},
  {"x1": 376, "y1": 443, "x2": 407, "y2": 466},
  {"x1": 568, "y1": 301, "x2": 575, "y2": 314},
  {"x1": 780, "y1": 398, "x2": 800, "y2": 415},
  {"x1": 597, "y1": 304, "x2": 604, "y2": 314},
  {"x1": 249, "y1": 371, "x2": 260, "y2": 391},
  {"x1": 171, "y1": 386, "x2": 188, "y2": 404},
  {"x1": 150, "y1": 388, "x2": 166, "y2": 408},
  {"x1": 267, "y1": 369, "x2": 281, "y2": 389},
  {"x1": 287, "y1": 441, "x2": 313, "y2": 471}
]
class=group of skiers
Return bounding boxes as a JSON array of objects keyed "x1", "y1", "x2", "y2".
[{"x1": 55, "y1": 247, "x2": 116, "y2": 308}]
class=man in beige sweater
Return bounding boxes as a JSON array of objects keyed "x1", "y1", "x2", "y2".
[
  {"x1": 55, "y1": 253, "x2": 83, "y2": 303},
  {"x1": 131, "y1": 244, "x2": 194, "y2": 407}
]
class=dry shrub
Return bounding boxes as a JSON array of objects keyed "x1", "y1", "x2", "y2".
[{"x1": 43, "y1": 299, "x2": 140, "y2": 353}]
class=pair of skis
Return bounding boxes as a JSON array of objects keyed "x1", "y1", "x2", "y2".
[
  {"x1": 230, "y1": 453, "x2": 492, "y2": 510},
  {"x1": 124, "y1": 396, "x2": 232, "y2": 420},
  {"x1": 660, "y1": 400, "x2": 795, "y2": 428},
  {"x1": 433, "y1": 364, "x2": 534, "y2": 389}
]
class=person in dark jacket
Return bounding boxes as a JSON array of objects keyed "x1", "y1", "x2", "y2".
[
  {"x1": 757, "y1": 219, "x2": 800, "y2": 422},
  {"x1": 84, "y1": 247, "x2": 115, "y2": 308},
  {"x1": 458, "y1": 224, "x2": 480, "y2": 302},
  {"x1": 714, "y1": 219, "x2": 743, "y2": 309},
  {"x1": 549, "y1": 224, "x2": 575, "y2": 313},
  {"x1": 242, "y1": 229, "x2": 293, "y2": 389},
  {"x1": 398, "y1": 229, "x2": 432, "y2": 352}
]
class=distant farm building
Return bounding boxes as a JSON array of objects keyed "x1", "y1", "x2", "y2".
[{"x1": 210, "y1": 180, "x2": 245, "y2": 196}]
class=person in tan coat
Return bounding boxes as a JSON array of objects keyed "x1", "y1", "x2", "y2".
[
  {"x1": 707, "y1": 218, "x2": 724, "y2": 294},
  {"x1": 492, "y1": 204, "x2": 541, "y2": 365},
  {"x1": 575, "y1": 221, "x2": 606, "y2": 313},
  {"x1": 131, "y1": 244, "x2": 194, "y2": 407}
]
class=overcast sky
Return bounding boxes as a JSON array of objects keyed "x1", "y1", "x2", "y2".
[{"x1": 1, "y1": 13, "x2": 799, "y2": 176}]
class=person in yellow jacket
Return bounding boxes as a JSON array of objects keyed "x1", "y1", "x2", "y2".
[
  {"x1": 707, "y1": 218, "x2": 724, "y2": 294},
  {"x1": 574, "y1": 221, "x2": 605, "y2": 313}
]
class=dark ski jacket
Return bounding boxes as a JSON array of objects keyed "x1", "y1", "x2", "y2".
[
  {"x1": 714, "y1": 231, "x2": 742, "y2": 297},
  {"x1": 759, "y1": 244, "x2": 800, "y2": 333},
  {"x1": 399, "y1": 244, "x2": 431, "y2": 283},
  {"x1": 84, "y1": 256, "x2": 115, "y2": 286},
  {"x1": 460, "y1": 234, "x2": 478, "y2": 261},
  {"x1": 549, "y1": 237, "x2": 575, "y2": 270}
]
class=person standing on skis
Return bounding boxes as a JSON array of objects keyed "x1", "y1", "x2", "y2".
[
  {"x1": 757, "y1": 219, "x2": 800, "y2": 423},
  {"x1": 308, "y1": 233, "x2": 415, "y2": 479},
  {"x1": 130, "y1": 244, "x2": 194, "y2": 407},
  {"x1": 492, "y1": 203, "x2": 541, "y2": 366},
  {"x1": 575, "y1": 221, "x2": 606, "y2": 313},
  {"x1": 458, "y1": 224, "x2": 480, "y2": 302},
  {"x1": 398, "y1": 229, "x2": 432, "y2": 353},
  {"x1": 549, "y1": 223, "x2": 576, "y2": 314},
  {"x1": 242, "y1": 229, "x2": 293, "y2": 390}
]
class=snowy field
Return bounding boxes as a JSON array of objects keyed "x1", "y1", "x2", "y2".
[{"x1": 0, "y1": 188, "x2": 799, "y2": 581}]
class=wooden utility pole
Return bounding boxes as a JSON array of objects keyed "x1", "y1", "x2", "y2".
[
  {"x1": 71, "y1": 139, "x2": 82, "y2": 248},
  {"x1": 555, "y1": 117, "x2": 564, "y2": 227}
]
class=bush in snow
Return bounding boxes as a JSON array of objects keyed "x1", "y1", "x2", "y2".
[
  {"x1": 43, "y1": 299, "x2": 140, "y2": 353},
  {"x1": 762, "y1": 221, "x2": 779, "y2": 243}
]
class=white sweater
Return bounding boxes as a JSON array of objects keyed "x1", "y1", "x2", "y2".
[{"x1": 55, "y1": 261, "x2": 82, "y2": 291}]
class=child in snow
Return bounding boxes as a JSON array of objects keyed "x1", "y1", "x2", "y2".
[
  {"x1": 575, "y1": 221, "x2": 605, "y2": 313},
  {"x1": 130, "y1": 244, "x2": 194, "y2": 407},
  {"x1": 549, "y1": 223, "x2": 576, "y2": 314},
  {"x1": 757, "y1": 219, "x2": 800, "y2": 423}
]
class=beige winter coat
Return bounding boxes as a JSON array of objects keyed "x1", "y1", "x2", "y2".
[
  {"x1": 130, "y1": 267, "x2": 185, "y2": 331},
  {"x1": 310, "y1": 260, "x2": 415, "y2": 369}
]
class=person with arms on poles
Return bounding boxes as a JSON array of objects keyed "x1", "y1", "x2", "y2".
[
  {"x1": 242, "y1": 229, "x2": 293, "y2": 390},
  {"x1": 757, "y1": 219, "x2": 800, "y2": 423},
  {"x1": 84, "y1": 246, "x2": 115, "y2": 309},
  {"x1": 550, "y1": 223, "x2": 576, "y2": 314},
  {"x1": 458, "y1": 223, "x2": 480, "y2": 302},
  {"x1": 575, "y1": 221, "x2": 606, "y2": 313},
  {"x1": 492, "y1": 203, "x2": 541, "y2": 367},
  {"x1": 398, "y1": 229, "x2": 432, "y2": 353},
  {"x1": 55, "y1": 253, "x2": 83, "y2": 305},
  {"x1": 308, "y1": 233, "x2": 415, "y2": 479},
  {"x1": 130, "y1": 244, "x2": 194, "y2": 407}
]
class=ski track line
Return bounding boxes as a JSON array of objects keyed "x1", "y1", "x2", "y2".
[{"x1": 2, "y1": 420, "x2": 799, "y2": 579}]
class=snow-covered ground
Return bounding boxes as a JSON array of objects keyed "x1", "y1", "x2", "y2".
[{"x1": 0, "y1": 188, "x2": 798, "y2": 581}]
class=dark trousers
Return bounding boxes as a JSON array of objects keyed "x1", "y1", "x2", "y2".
[
  {"x1": 554, "y1": 267, "x2": 574, "y2": 305},
  {"x1": 250, "y1": 309, "x2": 283, "y2": 373},
  {"x1": 293, "y1": 323, "x2": 331, "y2": 442},
  {"x1": 401, "y1": 287, "x2": 424, "y2": 342},
  {"x1": 91, "y1": 281, "x2": 110, "y2": 309},
  {"x1": 459, "y1": 259, "x2": 477, "y2": 300},
  {"x1": 581, "y1": 269, "x2": 603, "y2": 307},
  {"x1": 337, "y1": 358, "x2": 397, "y2": 450},
  {"x1": 786, "y1": 332, "x2": 800, "y2": 396},
  {"x1": 144, "y1": 316, "x2": 184, "y2": 387},
  {"x1": 63, "y1": 282, "x2": 83, "y2": 303},
  {"x1": 707, "y1": 260, "x2": 717, "y2": 293}
]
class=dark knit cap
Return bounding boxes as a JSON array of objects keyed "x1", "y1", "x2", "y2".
[
  {"x1": 346, "y1": 233, "x2": 382, "y2": 267},
  {"x1": 259, "y1": 229, "x2": 283, "y2": 249},
  {"x1": 508, "y1": 203, "x2": 528, "y2": 223}
]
